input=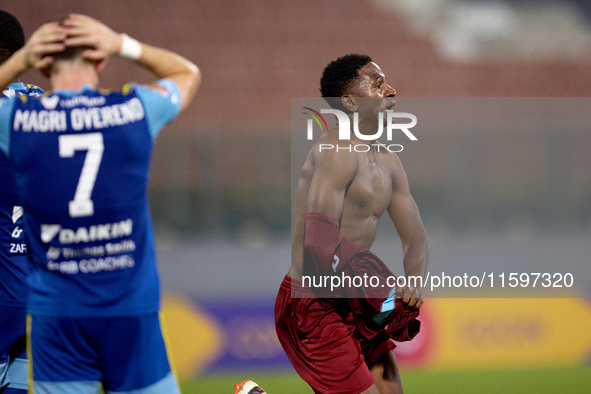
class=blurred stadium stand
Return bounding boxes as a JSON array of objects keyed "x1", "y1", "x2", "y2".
[
  {"x1": 3, "y1": 1, "x2": 591, "y2": 381},
  {"x1": 384, "y1": 0, "x2": 591, "y2": 61},
  {"x1": 6, "y1": 0, "x2": 590, "y2": 238}
]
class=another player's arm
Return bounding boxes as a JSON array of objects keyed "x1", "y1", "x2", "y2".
[
  {"x1": 0, "y1": 22, "x2": 65, "y2": 92},
  {"x1": 63, "y1": 14, "x2": 200, "y2": 111},
  {"x1": 0, "y1": 22, "x2": 63, "y2": 154},
  {"x1": 386, "y1": 153, "x2": 429, "y2": 311}
]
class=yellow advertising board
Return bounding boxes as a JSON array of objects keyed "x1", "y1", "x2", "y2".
[
  {"x1": 426, "y1": 298, "x2": 591, "y2": 369},
  {"x1": 160, "y1": 295, "x2": 591, "y2": 376}
]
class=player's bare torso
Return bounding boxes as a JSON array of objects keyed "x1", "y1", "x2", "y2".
[{"x1": 290, "y1": 129, "x2": 396, "y2": 280}]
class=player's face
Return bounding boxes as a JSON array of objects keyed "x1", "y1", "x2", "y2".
[{"x1": 347, "y1": 62, "x2": 396, "y2": 119}]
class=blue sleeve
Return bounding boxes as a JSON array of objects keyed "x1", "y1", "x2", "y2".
[
  {"x1": 132, "y1": 79, "x2": 182, "y2": 140},
  {"x1": 0, "y1": 98, "x2": 15, "y2": 155}
]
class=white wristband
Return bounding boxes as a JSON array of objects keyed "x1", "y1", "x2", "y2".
[{"x1": 119, "y1": 34, "x2": 142, "y2": 60}]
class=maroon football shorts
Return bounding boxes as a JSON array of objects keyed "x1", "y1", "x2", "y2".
[{"x1": 275, "y1": 275, "x2": 394, "y2": 394}]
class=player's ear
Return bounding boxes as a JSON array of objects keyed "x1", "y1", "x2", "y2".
[
  {"x1": 94, "y1": 58, "x2": 108, "y2": 74},
  {"x1": 40, "y1": 58, "x2": 53, "y2": 79},
  {"x1": 341, "y1": 96, "x2": 357, "y2": 112},
  {"x1": 40, "y1": 66, "x2": 51, "y2": 79}
]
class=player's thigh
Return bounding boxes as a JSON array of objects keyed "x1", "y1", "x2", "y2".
[
  {"x1": 100, "y1": 313, "x2": 179, "y2": 394},
  {"x1": 0, "y1": 306, "x2": 27, "y2": 392},
  {"x1": 367, "y1": 350, "x2": 403, "y2": 394},
  {"x1": 28, "y1": 314, "x2": 102, "y2": 394},
  {"x1": 3, "y1": 344, "x2": 28, "y2": 394},
  {"x1": 288, "y1": 299, "x2": 375, "y2": 394}
]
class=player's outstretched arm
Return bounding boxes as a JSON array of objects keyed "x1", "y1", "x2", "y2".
[
  {"x1": 387, "y1": 153, "x2": 429, "y2": 311},
  {"x1": 63, "y1": 14, "x2": 200, "y2": 111},
  {"x1": 0, "y1": 22, "x2": 66, "y2": 91}
]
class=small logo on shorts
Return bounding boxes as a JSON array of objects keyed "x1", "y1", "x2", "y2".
[{"x1": 332, "y1": 255, "x2": 340, "y2": 272}]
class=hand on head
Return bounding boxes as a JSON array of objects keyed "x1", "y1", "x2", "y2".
[
  {"x1": 62, "y1": 14, "x2": 122, "y2": 61},
  {"x1": 23, "y1": 22, "x2": 66, "y2": 69},
  {"x1": 24, "y1": 14, "x2": 122, "y2": 70}
]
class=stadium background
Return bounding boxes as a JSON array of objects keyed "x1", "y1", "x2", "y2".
[{"x1": 4, "y1": 0, "x2": 591, "y2": 392}]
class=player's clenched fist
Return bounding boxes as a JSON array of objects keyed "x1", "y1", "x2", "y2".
[{"x1": 397, "y1": 284, "x2": 423, "y2": 311}]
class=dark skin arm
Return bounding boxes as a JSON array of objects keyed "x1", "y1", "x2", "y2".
[
  {"x1": 387, "y1": 153, "x2": 429, "y2": 311},
  {"x1": 306, "y1": 138, "x2": 358, "y2": 218}
]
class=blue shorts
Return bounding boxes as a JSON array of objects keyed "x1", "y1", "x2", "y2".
[
  {"x1": 0, "y1": 306, "x2": 27, "y2": 393},
  {"x1": 28, "y1": 313, "x2": 180, "y2": 394}
]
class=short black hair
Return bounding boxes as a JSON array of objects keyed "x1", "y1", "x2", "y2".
[
  {"x1": 320, "y1": 54, "x2": 372, "y2": 112},
  {"x1": 0, "y1": 10, "x2": 25, "y2": 64}
]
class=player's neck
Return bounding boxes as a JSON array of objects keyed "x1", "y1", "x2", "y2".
[
  {"x1": 50, "y1": 62, "x2": 99, "y2": 91},
  {"x1": 351, "y1": 114, "x2": 382, "y2": 143}
]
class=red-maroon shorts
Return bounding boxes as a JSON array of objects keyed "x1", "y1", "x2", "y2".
[{"x1": 274, "y1": 275, "x2": 396, "y2": 394}]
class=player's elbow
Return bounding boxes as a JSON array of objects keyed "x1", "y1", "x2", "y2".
[
  {"x1": 178, "y1": 65, "x2": 201, "y2": 112},
  {"x1": 187, "y1": 64, "x2": 201, "y2": 100},
  {"x1": 402, "y1": 228, "x2": 428, "y2": 255},
  {"x1": 414, "y1": 226, "x2": 428, "y2": 244},
  {"x1": 411, "y1": 229, "x2": 429, "y2": 251},
  {"x1": 187, "y1": 62, "x2": 201, "y2": 88}
]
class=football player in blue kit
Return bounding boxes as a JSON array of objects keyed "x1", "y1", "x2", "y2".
[
  {"x1": 0, "y1": 14, "x2": 200, "y2": 394},
  {"x1": 0, "y1": 10, "x2": 44, "y2": 394}
]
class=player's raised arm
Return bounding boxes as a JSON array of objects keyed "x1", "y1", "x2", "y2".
[
  {"x1": 306, "y1": 143, "x2": 358, "y2": 219},
  {"x1": 387, "y1": 153, "x2": 429, "y2": 310},
  {"x1": 0, "y1": 22, "x2": 66, "y2": 92},
  {"x1": 63, "y1": 14, "x2": 200, "y2": 111}
]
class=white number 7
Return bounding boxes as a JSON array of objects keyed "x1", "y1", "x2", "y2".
[{"x1": 58, "y1": 133, "x2": 104, "y2": 218}]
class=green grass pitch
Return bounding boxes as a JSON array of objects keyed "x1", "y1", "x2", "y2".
[{"x1": 180, "y1": 366, "x2": 591, "y2": 393}]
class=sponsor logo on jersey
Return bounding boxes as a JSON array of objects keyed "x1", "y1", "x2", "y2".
[
  {"x1": 47, "y1": 254, "x2": 135, "y2": 274},
  {"x1": 12, "y1": 206, "x2": 23, "y2": 223},
  {"x1": 40, "y1": 219, "x2": 133, "y2": 244},
  {"x1": 10, "y1": 243, "x2": 26, "y2": 253},
  {"x1": 41, "y1": 95, "x2": 60, "y2": 110},
  {"x1": 59, "y1": 95, "x2": 106, "y2": 108}
]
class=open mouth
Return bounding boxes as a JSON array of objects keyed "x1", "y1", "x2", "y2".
[{"x1": 384, "y1": 99, "x2": 396, "y2": 112}]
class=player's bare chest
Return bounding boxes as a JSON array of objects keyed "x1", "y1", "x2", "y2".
[{"x1": 345, "y1": 154, "x2": 392, "y2": 214}]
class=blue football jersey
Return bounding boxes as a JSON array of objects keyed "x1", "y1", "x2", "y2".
[
  {"x1": 0, "y1": 83, "x2": 44, "y2": 307},
  {"x1": 0, "y1": 80, "x2": 181, "y2": 316}
]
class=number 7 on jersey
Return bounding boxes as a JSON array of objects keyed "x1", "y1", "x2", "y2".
[{"x1": 58, "y1": 133, "x2": 104, "y2": 218}]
